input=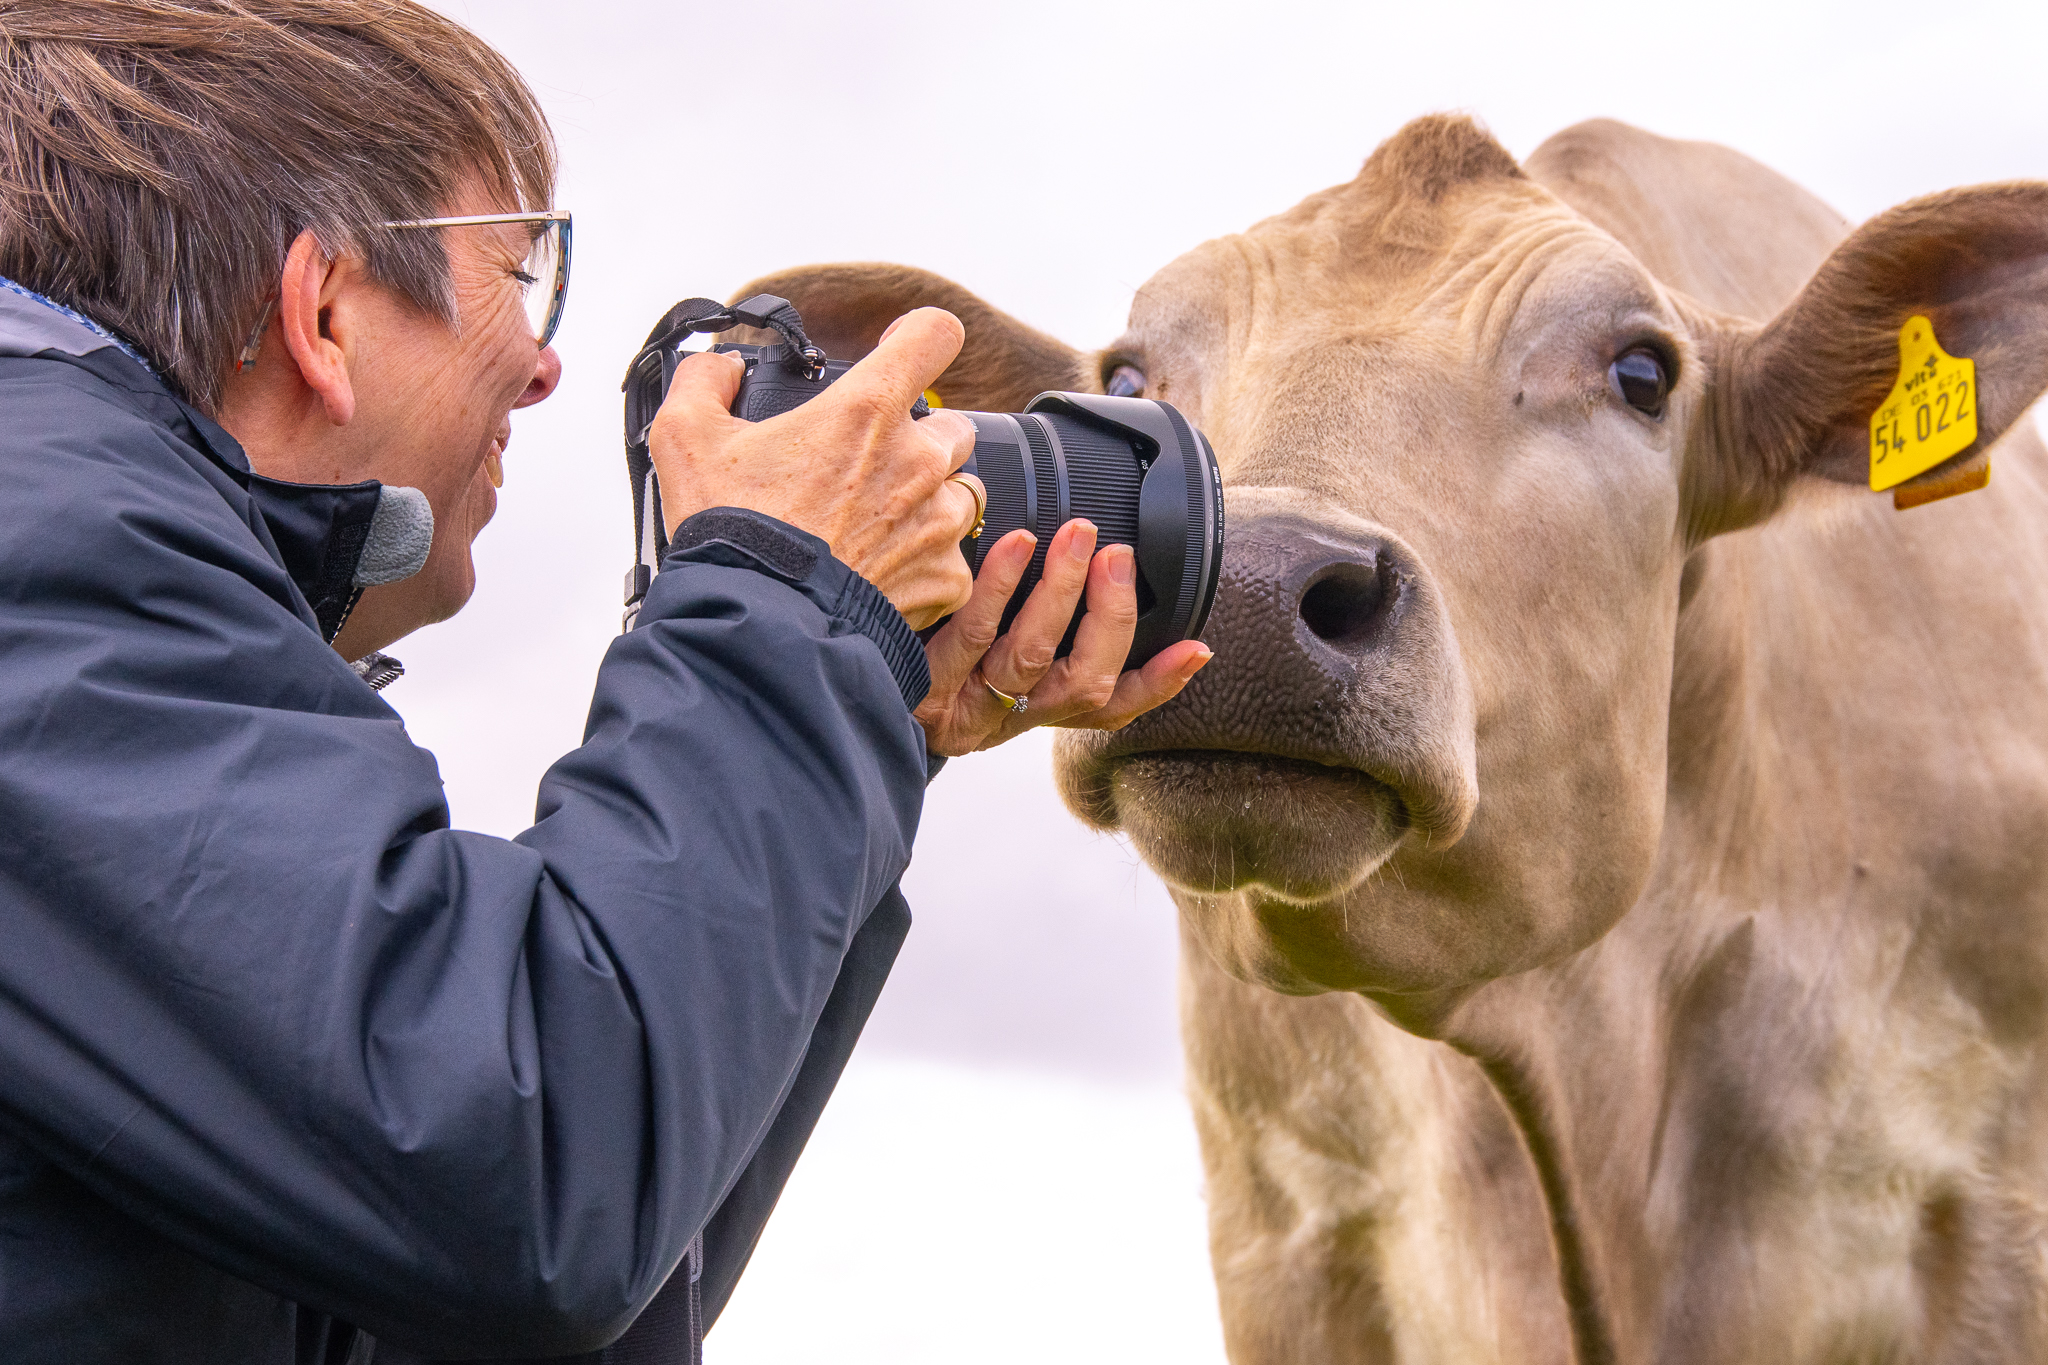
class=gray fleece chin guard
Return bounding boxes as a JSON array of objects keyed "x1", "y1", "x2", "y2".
[
  {"x1": 356, "y1": 485, "x2": 434, "y2": 587},
  {"x1": 336, "y1": 486, "x2": 432, "y2": 691}
]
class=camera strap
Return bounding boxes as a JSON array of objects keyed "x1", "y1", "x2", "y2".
[
  {"x1": 621, "y1": 295, "x2": 826, "y2": 629},
  {"x1": 583, "y1": 1231, "x2": 702, "y2": 1365}
]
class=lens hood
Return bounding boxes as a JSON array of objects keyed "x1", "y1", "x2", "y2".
[{"x1": 1013, "y1": 393, "x2": 1224, "y2": 668}]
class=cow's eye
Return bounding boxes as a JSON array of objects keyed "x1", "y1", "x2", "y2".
[
  {"x1": 1609, "y1": 348, "x2": 1670, "y2": 418},
  {"x1": 1105, "y1": 364, "x2": 1147, "y2": 398}
]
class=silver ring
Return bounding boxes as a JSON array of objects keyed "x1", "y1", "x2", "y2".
[{"x1": 982, "y1": 675, "x2": 1028, "y2": 713}]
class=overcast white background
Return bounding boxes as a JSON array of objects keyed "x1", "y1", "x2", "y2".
[{"x1": 410, "y1": 3, "x2": 2048, "y2": 1358}]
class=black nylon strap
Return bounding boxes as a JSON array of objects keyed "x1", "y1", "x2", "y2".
[
  {"x1": 591, "y1": 1235, "x2": 702, "y2": 1365},
  {"x1": 623, "y1": 300, "x2": 734, "y2": 628},
  {"x1": 622, "y1": 293, "x2": 835, "y2": 630},
  {"x1": 441, "y1": 1234, "x2": 700, "y2": 1365},
  {"x1": 638, "y1": 298, "x2": 731, "y2": 363}
]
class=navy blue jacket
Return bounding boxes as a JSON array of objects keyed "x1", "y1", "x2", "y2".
[{"x1": 0, "y1": 282, "x2": 933, "y2": 1362}]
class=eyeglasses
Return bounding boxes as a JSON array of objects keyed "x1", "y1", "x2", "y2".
[{"x1": 379, "y1": 209, "x2": 574, "y2": 349}]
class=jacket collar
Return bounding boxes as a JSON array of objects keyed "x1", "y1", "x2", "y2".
[
  {"x1": 0, "y1": 277, "x2": 433, "y2": 643},
  {"x1": 0, "y1": 275, "x2": 162, "y2": 377}
]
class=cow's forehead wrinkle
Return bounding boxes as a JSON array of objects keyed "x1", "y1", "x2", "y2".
[
  {"x1": 1260, "y1": 162, "x2": 1545, "y2": 261},
  {"x1": 1189, "y1": 291, "x2": 1651, "y2": 452},
  {"x1": 1126, "y1": 154, "x2": 1577, "y2": 319},
  {"x1": 1114, "y1": 175, "x2": 1697, "y2": 558},
  {"x1": 1130, "y1": 197, "x2": 1670, "y2": 384},
  {"x1": 1439, "y1": 223, "x2": 1669, "y2": 363}
]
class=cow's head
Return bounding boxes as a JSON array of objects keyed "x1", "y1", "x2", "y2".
[{"x1": 737, "y1": 116, "x2": 2048, "y2": 1022}]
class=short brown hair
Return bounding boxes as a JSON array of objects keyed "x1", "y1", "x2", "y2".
[{"x1": 0, "y1": 0, "x2": 556, "y2": 412}]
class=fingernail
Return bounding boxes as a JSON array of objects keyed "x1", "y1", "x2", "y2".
[
  {"x1": 1109, "y1": 545, "x2": 1135, "y2": 585},
  {"x1": 1067, "y1": 521, "x2": 1096, "y2": 561},
  {"x1": 1189, "y1": 646, "x2": 1214, "y2": 671}
]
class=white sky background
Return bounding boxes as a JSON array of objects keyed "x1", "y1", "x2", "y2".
[{"x1": 410, "y1": 2, "x2": 2048, "y2": 1358}]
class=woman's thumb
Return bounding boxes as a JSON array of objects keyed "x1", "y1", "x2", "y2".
[{"x1": 656, "y1": 349, "x2": 748, "y2": 439}]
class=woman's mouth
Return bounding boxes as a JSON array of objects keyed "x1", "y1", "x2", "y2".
[{"x1": 484, "y1": 427, "x2": 510, "y2": 488}]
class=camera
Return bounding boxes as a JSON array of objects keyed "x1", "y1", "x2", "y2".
[{"x1": 622, "y1": 295, "x2": 1224, "y2": 670}]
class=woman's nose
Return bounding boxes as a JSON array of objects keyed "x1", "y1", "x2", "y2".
[{"x1": 517, "y1": 345, "x2": 562, "y2": 408}]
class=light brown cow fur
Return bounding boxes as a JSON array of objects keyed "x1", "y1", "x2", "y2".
[{"x1": 733, "y1": 118, "x2": 2048, "y2": 1363}]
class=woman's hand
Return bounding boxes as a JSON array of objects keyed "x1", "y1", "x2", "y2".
[
  {"x1": 916, "y1": 520, "x2": 1213, "y2": 757},
  {"x1": 649, "y1": 308, "x2": 984, "y2": 628}
]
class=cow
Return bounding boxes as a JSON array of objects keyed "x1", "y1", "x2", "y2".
[{"x1": 728, "y1": 116, "x2": 2048, "y2": 1363}]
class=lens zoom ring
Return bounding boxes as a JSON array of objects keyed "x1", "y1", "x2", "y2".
[{"x1": 1054, "y1": 423, "x2": 1143, "y2": 552}]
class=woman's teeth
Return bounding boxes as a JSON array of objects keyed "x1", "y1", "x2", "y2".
[{"x1": 485, "y1": 449, "x2": 504, "y2": 489}]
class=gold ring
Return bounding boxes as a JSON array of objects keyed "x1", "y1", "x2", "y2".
[
  {"x1": 948, "y1": 472, "x2": 987, "y2": 541},
  {"x1": 980, "y1": 674, "x2": 1028, "y2": 713}
]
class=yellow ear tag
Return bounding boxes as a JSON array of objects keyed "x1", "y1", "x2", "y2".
[
  {"x1": 922, "y1": 389, "x2": 944, "y2": 409},
  {"x1": 1869, "y1": 316, "x2": 1978, "y2": 493}
]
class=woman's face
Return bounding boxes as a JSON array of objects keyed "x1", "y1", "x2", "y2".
[{"x1": 332, "y1": 198, "x2": 562, "y2": 652}]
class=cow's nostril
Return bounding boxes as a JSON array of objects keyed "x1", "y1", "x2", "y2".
[{"x1": 1300, "y1": 562, "x2": 1391, "y2": 646}]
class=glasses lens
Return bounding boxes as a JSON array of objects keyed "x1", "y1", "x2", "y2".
[{"x1": 523, "y1": 219, "x2": 566, "y2": 346}]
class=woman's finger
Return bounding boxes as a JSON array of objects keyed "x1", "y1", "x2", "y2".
[
  {"x1": 973, "y1": 639, "x2": 1212, "y2": 751},
  {"x1": 1049, "y1": 544, "x2": 1140, "y2": 712},
  {"x1": 922, "y1": 410, "x2": 979, "y2": 476},
  {"x1": 946, "y1": 470, "x2": 987, "y2": 539},
  {"x1": 978, "y1": 519, "x2": 1095, "y2": 697},
  {"x1": 647, "y1": 349, "x2": 749, "y2": 535},
  {"x1": 899, "y1": 476, "x2": 990, "y2": 627},
  {"x1": 984, "y1": 544, "x2": 1136, "y2": 725},
  {"x1": 843, "y1": 307, "x2": 963, "y2": 420},
  {"x1": 1060, "y1": 638, "x2": 1214, "y2": 732},
  {"x1": 921, "y1": 528, "x2": 1034, "y2": 701}
]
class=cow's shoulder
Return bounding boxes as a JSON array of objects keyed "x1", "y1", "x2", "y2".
[{"x1": 1525, "y1": 118, "x2": 1849, "y2": 319}]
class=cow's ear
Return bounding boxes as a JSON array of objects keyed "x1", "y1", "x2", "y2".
[
  {"x1": 1691, "y1": 183, "x2": 2048, "y2": 536},
  {"x1": 721, "y1": 263, "x2": 1091, "y2": 411}
]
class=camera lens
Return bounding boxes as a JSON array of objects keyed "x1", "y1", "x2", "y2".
[{"x1": 958, "y1": 393, "x2": 1224, "y2": 670}]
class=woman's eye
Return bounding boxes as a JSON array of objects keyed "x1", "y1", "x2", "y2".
[
  {"x1": 1609, "y1": 348, "x2": 1670, "y2": 418},
  {"x1": 512, "y1": 269, "x2": 539, "y2": 290},
  {"x1": 1105, "y1": 364, "x2": 1146, "y2": 398}
]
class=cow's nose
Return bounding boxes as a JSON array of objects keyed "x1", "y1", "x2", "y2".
[
  {"x1": 1276, "y1": 529, "x2": 1411, "y2": 662},
  {"x1": 1198, "y1": 515, "x2": 1417, "y2": 669},
  {"x1": 1299, "y1": 553, "x2": 1401, "y2": 652}
]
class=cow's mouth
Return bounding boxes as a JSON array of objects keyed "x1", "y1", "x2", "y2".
[
  {"x1": 1106, "y1": 749, "x2": 1410, "y2": 901},
  {"x1": 1054, "y1": 495, "x2": 1479, "y2": 909}
]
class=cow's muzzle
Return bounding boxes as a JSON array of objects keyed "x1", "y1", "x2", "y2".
[{"x1": 1057, "y1": 489, "x2": 1478, "y2": 900}]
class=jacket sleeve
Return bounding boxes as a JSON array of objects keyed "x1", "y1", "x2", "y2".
[{"x1": 0, "y1": 374, "x2": 930, "y2": 1356}]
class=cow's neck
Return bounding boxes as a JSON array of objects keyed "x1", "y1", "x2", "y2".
[
  {"x1": 1436, "y1": 480, "x2": 2048, "y2": 1363},
  {"x1": 1412, "y1": 532, "x2": 1804, "y2": 1363}
]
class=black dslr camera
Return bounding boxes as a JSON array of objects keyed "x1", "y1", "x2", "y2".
[{"x1": 622, "y1": 295, "x2": 1224, "y2": 670}]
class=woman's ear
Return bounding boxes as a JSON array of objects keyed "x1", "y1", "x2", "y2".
[
  {"x1": 721, "y1": 263, "x2": 1091, "y2": 411},
  {"x1": 276, "y1": 229, "x2": 356, "y2": 427},
  {"x1": 1689, "y1": 182, "x2": 2048, "y2": 536}
]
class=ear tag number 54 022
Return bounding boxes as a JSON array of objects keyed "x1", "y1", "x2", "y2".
[{"x1": 1868, "y1": 316, "x2": 1978, "y2": 492}]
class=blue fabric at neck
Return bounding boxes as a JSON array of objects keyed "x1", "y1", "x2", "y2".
[{"x1": 0, "y1": 274, "x2": 160, "y2": 377}]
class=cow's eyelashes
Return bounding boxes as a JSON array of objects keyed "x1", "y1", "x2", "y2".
[
  {"x1": 1104, "y1": 364, "x2": 1147, "y2": 398},
  {"x1": 1609, "y1": 347, "x2": 1672, "y2": 419}
]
